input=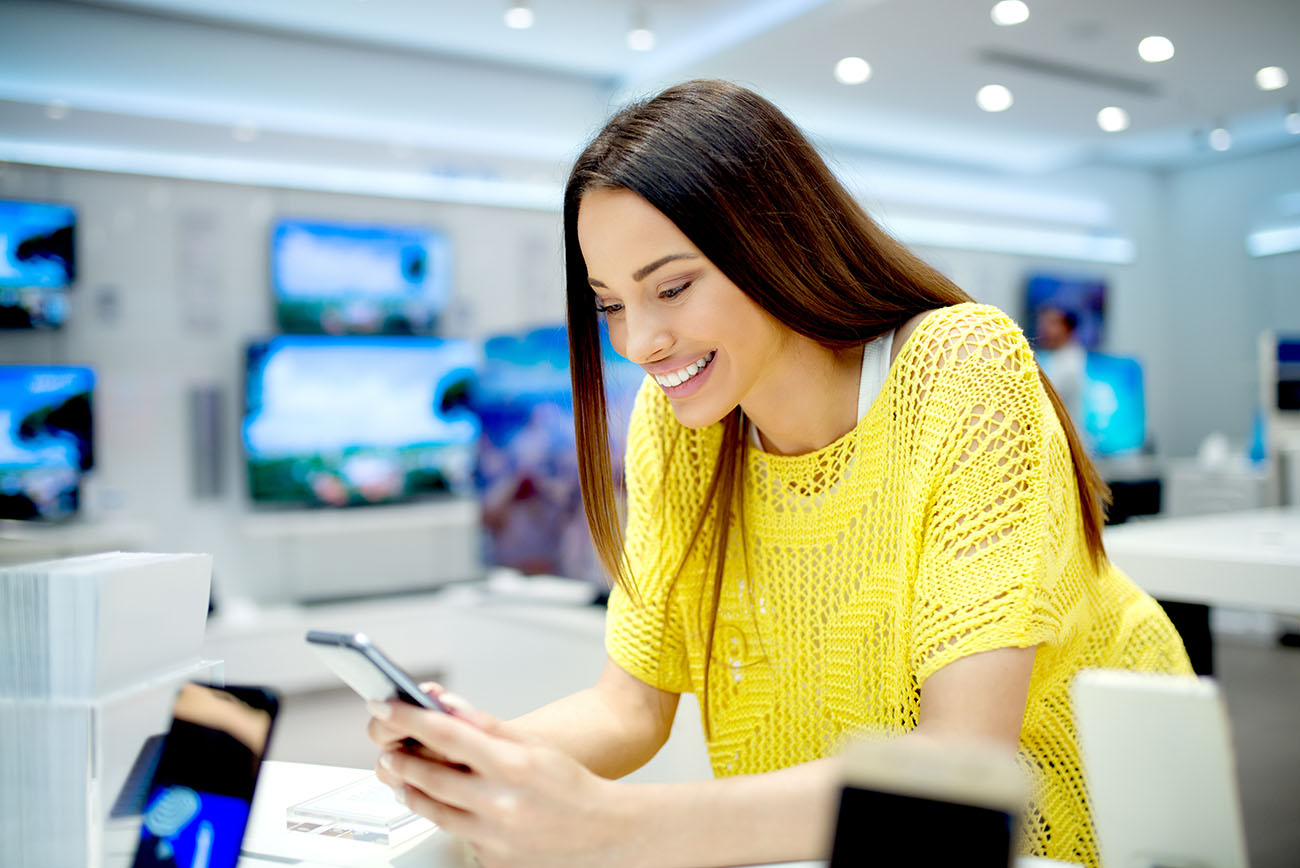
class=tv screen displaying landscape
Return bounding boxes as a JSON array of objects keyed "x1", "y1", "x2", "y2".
[
  {"x1": 471, "y1": 324, "x2": 644, "y2": 583},
  {"x1": 0, "y1": 365, "x2": 94, "y2": 521},
  {"x1": 271, "y1": 218, "x2": 450, "y2": 336},
  {"x1": 0, "y1": 200, "x2": 76, "y2": 329},
  {"x1": 243, "y1": 337, "x2": 479, "y2": 507}
]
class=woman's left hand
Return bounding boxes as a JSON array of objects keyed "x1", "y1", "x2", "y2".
[{"x1": 370, "y1": 694, "x2": 635, "y2": 868}]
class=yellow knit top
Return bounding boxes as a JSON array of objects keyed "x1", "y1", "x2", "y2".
[{"x1": 605, "y1": 303, "x2": 1192, "y2": 866}]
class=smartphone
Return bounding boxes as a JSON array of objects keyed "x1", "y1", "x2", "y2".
[
  {"x1": 305, "y1": 630, "x2": 448, "y2": 713},
  {"x1": 828, "y1": 738, "x2": 1025, "y2": 868},
  {"x1": 130, "y1": 683, "x2": 279, "y2": 868}
]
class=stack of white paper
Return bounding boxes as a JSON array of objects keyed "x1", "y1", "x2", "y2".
[{"x1": 0, "y1": 552, "x2": 215, "y2": 868}]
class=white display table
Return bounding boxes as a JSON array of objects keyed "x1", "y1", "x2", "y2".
[
  {"x1": 233, "y1": 761, "x2": 1074, "y2": 868},
  {"x1": 1104, "y1": 507, "x2": 1300, "y2": 614}
]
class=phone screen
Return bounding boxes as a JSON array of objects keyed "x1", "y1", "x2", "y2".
[
  {"x1": 829, "y1": 785, "x2": 1014, "y2": 868},
  {"x1": 130, "y1": 683, "x2": 278, "y2": 868}
]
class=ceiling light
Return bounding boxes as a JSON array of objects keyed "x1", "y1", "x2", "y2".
[
  {"x1": 1097, "y1": 106, "x2": 1130, "y2": 133},
  {"x1": 504, "y1": 2, "x2": 533, "y2": 30},
  {"x1": 976, "y1": 84, "x2": 1014, "y2": 112},
  {"x1": 1208, "y1": 125, "x2": 1231, "y2": 151},
  {"x1": 990, "y1": 1, "x2": 1029, "y2": 26},
  {"x1": 1256, "y1": 66, "x2": 1289, "y2": 91},
  {"x1": 1138, "y1": 36, "x2": 1174, "y2": 63},
  {"x1": 1286, "y1": 110, "x2": 1300, "y2": 135},
  {"x1": 232, "y1": 120, "x2": 259, "y2": 143},
  {"x1": 834, "y1": 56, "x2": 872, "y2": 85},
  {"x1": 626, "y1": 6, "x2": 654, "y2": 51},
  {"x1": 627, "y1": 27, "x2": 654, "y2": 51},
  {"x1": 44, "y1": 100, "x2": 69, "y2": 121}
]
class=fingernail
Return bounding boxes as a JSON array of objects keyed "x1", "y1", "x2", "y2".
[
  {"x1": 367, "y1": 700, "x2": 391, "y2": 720},
  {"x1": 418, "y1": 681, "x2": 439, "y2": 693},
  {"x1": 379, "y1": 753, "x2": 394, "y2": 771},
  {"x1": 393, "y1": 786, "x2": 406, "y2": 805}
]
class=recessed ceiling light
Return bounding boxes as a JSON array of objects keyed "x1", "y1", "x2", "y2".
[
  {"x1": 232, "y1": 120, "x2": 259, "y2": 143},
  {"x1": 834, "y1": 56, "x2": 872, "y2": 85},
  {"x1": 1209, "y1": 126, "x2": 1231, "y2": 151},
  {"x1": 990, "y1": 1, "x2": 1029, "y2": 26},
  {"x1": 627, "y1": 27, "x2": 655, "y2": 51},
  {"x1": 1138, "y1": 36, "x2": 1174, "y2": 63},
  {"x1": 1286, "y1": 111, "x2": 1300, "y2": 135},
  {"x1": 976, "y1": 84, "x2": 1014, "y2": 112},
  {"x1": 504, "y1": 2, "x2": 533, "y2": 29},
  {"x1": 1097, "y1": 106, "x2": 1130, "y2": 132},
  {"x1": 44, "y1": 100, "x2": 69, "y2": 121},
  {"x1": 1256, "y1": 66, "x2": 1289, "y2": 91}
]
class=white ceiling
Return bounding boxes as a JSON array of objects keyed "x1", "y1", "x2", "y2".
[{"x1": 1, "y1": 0, "x2": 1298, "y2": 190}]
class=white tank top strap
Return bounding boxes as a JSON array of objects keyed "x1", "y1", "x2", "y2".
[{"x1": 856, "y1": 328, "x2": 895, "y2": 421}]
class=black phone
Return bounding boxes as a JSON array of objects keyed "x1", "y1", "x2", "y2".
[
  {"x1": 828, "y1": 739, "x2": 1024, "y2": 868},
  {"x1": 129, "y1": 683, "x2": 279, "y2": 868},
  {"x1": 305, "y1": 630, "x2": 448, "y2": 713}
]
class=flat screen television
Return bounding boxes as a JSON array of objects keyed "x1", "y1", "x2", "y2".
[
  {"x1": 242, "y1": 336, "x2": 479, "y2": 507},
  {"x1": 1082, "y1": 352, "x2": 1146, "y2": 457},
  {"x1": 0, "y1": 199, "x2": 76, "y2": 329},
  {"x1": 270, "y1": 218, "x2": 451, "y2": 336},
  {"x1": 1024, "y1": 272, "x2": 1106, "y2": 351},
  {"x1": 471, "y1": 325, "x2": 644, "y2": 583},
  {"x1": 0, "y1": 365, "x2": 94, "y2": 521}
]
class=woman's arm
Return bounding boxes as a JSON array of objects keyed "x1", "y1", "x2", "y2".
[
  {"x1": 501, "y1": 656, "x2": 680, "y2": 779},
  {"x1": 371, "y1": 645, "x2": 1035, "y2": 868}
]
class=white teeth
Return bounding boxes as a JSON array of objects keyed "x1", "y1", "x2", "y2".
[{"x1": 655, "y1": 351, "x2": 714, "y2": 388}]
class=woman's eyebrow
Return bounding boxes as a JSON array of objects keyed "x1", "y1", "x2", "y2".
[{"x1": 588, "y1": 252, "x2": 700, "y2": 289}]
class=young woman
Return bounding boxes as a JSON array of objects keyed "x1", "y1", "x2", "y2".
[{"x1": 368, "y1": 79, "x2": 1193, "y2": 868}]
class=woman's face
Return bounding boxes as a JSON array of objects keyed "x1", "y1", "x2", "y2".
[{"x1": 576, "y1": 187, "x2": 791, "y2": 429}]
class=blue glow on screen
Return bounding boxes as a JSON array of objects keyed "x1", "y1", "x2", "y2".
[
  {"x1": 0, "y1": 365, "x2": 94, "y2": 520},
  {"x1": 134, "y1": 786, "x2": 248, "y2": 868},
  {"x1": 0, "y1": 200, "x2": 76, "y2": 288},
  {"x1": 271, "y1": 219, "x2": 450, "y2": 335},
  {"x1": 1082, "y1": 353, "x2": 1145, "y2": 456}
]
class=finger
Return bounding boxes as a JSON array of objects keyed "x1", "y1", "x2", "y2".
[
  {"x1": 382, "y1": 750, "x2": 486, "y2": 813},
  {"x1": 398, "y1": 782, "x2": 481, "y2": 842},
  {"x1": 376, "y1": 700, "x2": 516, "y2": 776},
  {"x1": 367, "y1": 715, "x2": 411, "y2": 748}
]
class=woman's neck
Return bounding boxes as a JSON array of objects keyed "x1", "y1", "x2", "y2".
[{"x1": 744, "y1": 340, "x2": 864, "y2": 456}]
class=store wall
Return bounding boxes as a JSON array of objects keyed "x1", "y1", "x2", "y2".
[
  {"x1": 0, "y1": 164, "x2": 566, "y2": 600},
  {"x1": 1162, "y1": 145, "x2": 1300, "y2": 457}
]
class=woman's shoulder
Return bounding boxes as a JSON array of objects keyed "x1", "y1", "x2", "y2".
[{"x1": 903, "y1": 302, "x2": 1036, "y2": 374}]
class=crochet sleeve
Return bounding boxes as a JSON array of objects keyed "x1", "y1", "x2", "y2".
[
  {"x1": 604, "y1": 378, "x2": 692, "y2": 694},
  {"x1": 909, "y1": 309, "x2": 1066, "y2": 685}
]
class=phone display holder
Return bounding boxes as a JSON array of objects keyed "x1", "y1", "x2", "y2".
[{"x1": 286, "y1": 774, "x2": 433, "y2": 845}]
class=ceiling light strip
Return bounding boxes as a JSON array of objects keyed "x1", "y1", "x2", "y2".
[
  {"x1": 0, "y1": 140, "x2": 562, "y2": 212},
  {"x1": 884, "y1": 215, "x2": 1136, "y2": 263},
  {"x1": 1246, "y1": 226, "x2": 1300, "y2": 257}
]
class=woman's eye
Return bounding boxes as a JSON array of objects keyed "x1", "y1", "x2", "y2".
[
  {"x1": 595, "y1": 301, "x2": 624, "y2": 316},
  {"x1": 660, "y1": 282, "x2": 691, "y2": 300}
]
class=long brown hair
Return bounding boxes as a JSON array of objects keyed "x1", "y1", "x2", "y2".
[{"x1": 564, "y1": 80, "x2": 1109, "y2": 722}]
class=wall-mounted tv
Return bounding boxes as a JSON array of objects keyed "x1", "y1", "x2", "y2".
[
  {"x1": 1024, "y1": 272, "x2": 1106, "y2": 350},
  {"x1": 242, "y1": 336, "x2": 479, "y2": 507},
  {"x1": 1082, "y1": 352, "x2": 1146, "y2": 457},
  {"x1": 0, "y1": 365, "x2": 94, "y2": 521},
  {"x1": 271, "y1": 218, "x2": 451, "y2": 336},
  {"x1": 0, "y1": 200, "x2": 76, "y2": 329},
  {"x1": 471, "y1": 325, "x2": 644, "y2": 583}
]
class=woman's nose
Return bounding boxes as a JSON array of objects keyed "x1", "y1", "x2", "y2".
[{"x1": 623, "y1": 309, "x2": 673, "y2": 365}]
